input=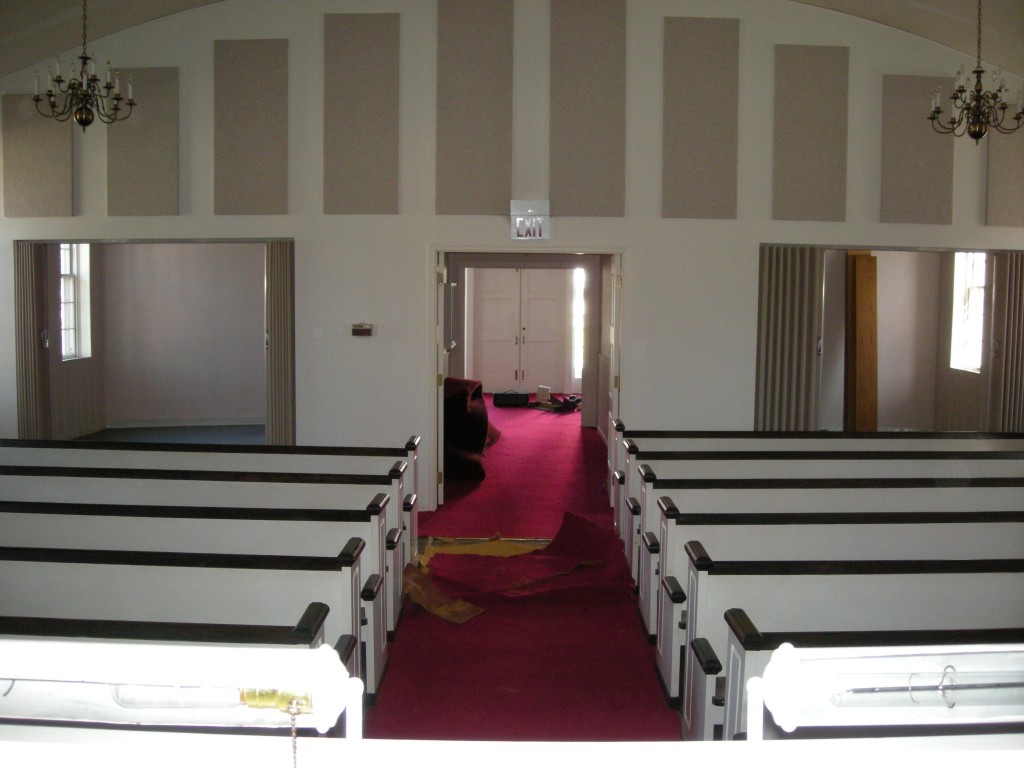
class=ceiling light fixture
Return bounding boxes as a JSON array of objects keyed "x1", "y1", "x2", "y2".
[
  {"x1": 33, "y1": 0, "x2": 136, "y2": 131},
  {"x1": 928, "y1": 0, "x2": 1023, "y2": 143}
]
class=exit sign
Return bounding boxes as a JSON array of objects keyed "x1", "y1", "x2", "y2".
[{"x1": 511, "y1": 200, "x2": 550, "y2": 240}]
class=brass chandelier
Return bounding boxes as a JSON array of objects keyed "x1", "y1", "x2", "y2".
[
  {"x1": 33, "y1": 0, "x2": 136, "y2": 131},
  {"x1": 928, "y1": 0, "x2": 1023, "y2": 143}
]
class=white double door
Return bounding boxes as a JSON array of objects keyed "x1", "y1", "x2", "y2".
[{"x1": 472, "y1": 267, "x2": 570, "y2": 394}]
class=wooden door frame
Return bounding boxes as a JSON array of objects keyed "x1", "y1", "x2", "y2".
[
  {"x1": 435, "y1": 247, "x2": 614, "y2": 505},
  {"x1": 13, "y1": 238, "x2": 295, "y2": 444},
  {"x1": 844, "y1": 250, "x2": 878, "y2": 431}
]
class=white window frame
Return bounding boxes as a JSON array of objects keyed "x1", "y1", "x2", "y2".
[
  {"x1": 59, "y1": 243, "x2": 92, "y2": 361},
  {"x1": 949, "y1": 251, "x2": 986, "y2": 374}
]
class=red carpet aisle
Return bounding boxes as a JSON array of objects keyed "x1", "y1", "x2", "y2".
[
  {"x1": 364, "y1": 514, "x2": 682, "y2": 741},
  {"x1": 366, "y1": 401, "x2": 681, "y2": 741},
  {"x1": 420, "y1": 398, "x2": 610, "y2": 540}
]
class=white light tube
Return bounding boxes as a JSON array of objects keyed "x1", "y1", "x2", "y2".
[
  {"x1": 757, "y1": 642, "x2": 1024, "y2": 735},
  {"x1": 0, "y1": 638, "x2": 362, "y2": 736}
]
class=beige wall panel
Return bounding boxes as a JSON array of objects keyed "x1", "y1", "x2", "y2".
[
  {"x1": 324, "y1": 14, "x2": 400, "y2": 215},
  {"x1": 772, "y1": 45, "x2": 849, "y2": 222},
  {"x1": 108, "y1": 67, "x2": 179, "y2": 216},
  {"x1": 987, "y1": 132, "x2": 1024, "y2": 227},
  {"x1": 214, "y1": 39, "x2": 288, "y2": 215},
  {"x1": 435, "y1": 0, "x2": 513, "y2": 215},
  {"x1": 881, "y1": 75, "x2": 952, "y2": 225},
  {"x1": 3, "y1": 94, "x2": 72, "y2": 217},
  {"x1": 663, "y1": 17, "x2": 738, "y2": 220},
  {"x1": 550, "y1": 0, "x2": 626, "y2": 217}
]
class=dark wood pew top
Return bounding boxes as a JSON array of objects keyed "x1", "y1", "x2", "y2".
[
  {"x1": 0, "y1": 436, "x2": 421, "y2": 455},
  {"x1": 724, "y1": 608, "x2": 1024, "y2": 651},
  {"x1": 648, "y1": 474, "x2": 1024, "y2": 490},
  {"x1": 0, "y1": 537, "x2": 366, "y2": 571},
  {"x1": 0, "y1": 498, "x2": 389, "y2": 522},
  {"x1": 624, "y1": 444, "x2": 1024, "y2": 460},
  {"x1": 0, "y1": 464, "x2": 400, "y2": 485},
  {"x1": 0, "y1": 602, "x2": 330, "y2": 645},
  {"x1": 656, "y1": 496, "x2": 1024, "y2": 525},
  {"x1": 685, "y1": 541, "x2": 1024, "y2": 575},
  {"x1": 612, "y1": 423, "x2": 1024, "y2": 440}
]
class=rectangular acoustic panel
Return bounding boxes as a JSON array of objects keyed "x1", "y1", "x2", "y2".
[
  {"x1": 214, "y1": 39, "x2": 288, "y2": 215},
  {"x1": 324, "y1": 14, "x2": 399, "y2": 214},
  {"x1": 772, "y1": 45, "x2": 849, "y2": 222},
  {"x1": 436, "y1": 0, "x2": 513, "y2": 215},
  {"x1": 881, "y1": 75, "x2": 952, "y2": 224},
  {"x1": 3, "y1": 94, "x2": 72, "y2": 217},
  {"x1": 107, "y1": 67, "x2": 179, "y2": 216},
  {"x1": 550, "y1": 0, "x2": 626, "y2": 217},
  {"x1": 663, "y1": 17, "x2": 738, "y2": 219},
  {"x1": 987, "y1": 130, "x2": 1024, "y2": 227}
]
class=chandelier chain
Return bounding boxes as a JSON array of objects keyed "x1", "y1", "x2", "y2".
[
  {"x1": 82, "y1": 0, "x2": 88, "y2": 60},
  {"x1": 975, "y1": 0, "x2": 981, "y2": 70}
]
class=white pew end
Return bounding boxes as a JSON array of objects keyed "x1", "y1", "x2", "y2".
[
  {"x1": 746, "y1": 642, "x2": 1024, "y2": 740},
  {"x1": 0, "y1": 637, "x2": 363, "y2": 737}
]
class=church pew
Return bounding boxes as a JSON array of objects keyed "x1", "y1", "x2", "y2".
[
  {"x1": 0, "y1": 540, "x2": 366, "y2": 684},
  {"x1": 0, "y1": 601, "x2": 333, "y2": 648},
  {"x1": 0, "y1": 635, "x2": 363, "y2": 737},
  {"x1": 641, "y1": 476, "x2": 1024, "y2": 640},
  {"x1": 678, "y1": 542, "x2": 1024, "y2": 741},
  {"x1": 723, "y1": 609, "x2": 1024, "y2": 741},
  {"x1": 0, "y1": 493, "x2": 390, "y2": 698},
  {"x1": 610, "y1": 423, "x2": 1024, "y2": 487},
  {"x1": 0, "y1": 436, "x2": 423, "y2": 568},
  {"x1": 620, "y1": 442, "x2": 1024, "y2": 572},
  {"x1": 652, "y1": 505, "x2": 1024, "y2": 702},
  {"x1": 608, "y1": 423, "x2": 1024, "y2": 544},
  {"x1": 0, "y1": 462, "x2": 403, "y2": 658},
  {"x1": 0, "y1": 606, "x2": 360, "y2": 737}
]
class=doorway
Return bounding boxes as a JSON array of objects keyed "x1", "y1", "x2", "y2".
[
  {"x1": 436, "y1": 250, "x2": 616, "y2": 505},
  {"x1": 14, "y1": 239, "x2": 295, "y2": 444},
  {"x1": 470, "y1": 267, "x2": 575, "y2": 395}
]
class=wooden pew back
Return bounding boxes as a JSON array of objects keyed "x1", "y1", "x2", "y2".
[
  {"x1": 680, "y1": 543, "x2": 1024, "y2": 740},
  {"x1": 723, "y1": 610, "x2": 1024, "y2": 741},
  {"x1": 0, "y1": 541, "x2": 366, "y2": 683}
]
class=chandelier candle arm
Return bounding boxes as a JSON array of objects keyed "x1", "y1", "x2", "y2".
[
  {"x1": 927, "y1": 0, "x2": 1023, "y2": 143},
  {"x1": 32, "y1": 0, "x2": 136, "y2": 131}
]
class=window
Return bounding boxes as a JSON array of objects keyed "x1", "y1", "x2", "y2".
[
  {"x1": 59, "y1": 243, "x2": 91, "y2": 360},
  {"x1": 949, "y1": 251, "x2": 986, "y2": 374},
  {"x1": 572, "y1": 267, "x2": 586, "y2": 382}
]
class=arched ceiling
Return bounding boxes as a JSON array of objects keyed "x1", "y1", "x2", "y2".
[
  {"x1": 793, "y1": 1, "x2": 1024, "y2": 78},
  {"x1": 0, "y1": 0, "x2": 1021, "y2": 80}
]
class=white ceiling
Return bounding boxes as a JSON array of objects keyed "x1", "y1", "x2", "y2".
[{"x1": 0, "y1": 0, "x2": 1021, "y2": 80}]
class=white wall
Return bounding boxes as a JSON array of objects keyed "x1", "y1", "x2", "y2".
[
  {"x1": 1, "y1": 0, "x2": 1022, "y2": 510},
  {"x1": 98, "y1": 242, "x2": 265, "y2": 427},
  {"x1": 876, "y1": 251, "x2": 941, "y2": 431},
  {"x1": 820, "y1": 251, "x2": 943, "y2": 432}
]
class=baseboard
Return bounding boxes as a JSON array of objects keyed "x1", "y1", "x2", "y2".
[{"x1": 104, "y1": 417, "x2": 265, "y2": 429}]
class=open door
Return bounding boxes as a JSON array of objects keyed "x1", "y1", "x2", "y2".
[
  {"x1": 844, "y1": 250, "x2": 878, "y2": 432},
  {"x1": 435, "y1": 257, "x2": 457, "y2": 505}
]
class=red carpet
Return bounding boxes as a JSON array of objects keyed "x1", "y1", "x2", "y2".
[
  {"x1": 364, "y1": 581, "x2": 681, "y2": 741},
  {"x1": 365, "y1": 403, "x2": 682, "y2": 741},
  {"x1": 421, "y1": 399, "x2": 610, "y2": 539},
  {"x1": 365, "y1": 402, "x2": 680, "y2": 741},
  {"x1": 425, "y1": 512, "x2": 626, "y2": 598}
]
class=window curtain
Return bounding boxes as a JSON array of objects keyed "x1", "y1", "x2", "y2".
[
  {"x1": 755, "y1": 245, "x2": 824, "y2": 431},
  {"x1": 14, "y1": 241, "x2": 50, "y2": 438},
  {"x1": 265, "y1": 240, "x2": 295, "y2": 445},
  {"x1": 995, "y1": 252, "x2": 1024, "y2": 431}
]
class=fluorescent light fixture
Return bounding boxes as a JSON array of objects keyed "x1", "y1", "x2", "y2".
[
  {"x1": 746, "y1": 642, "x2": 1024, "y2": 739},
  {"x1": 0, "y1": 637, "x2": 362, "y2": 736}
]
